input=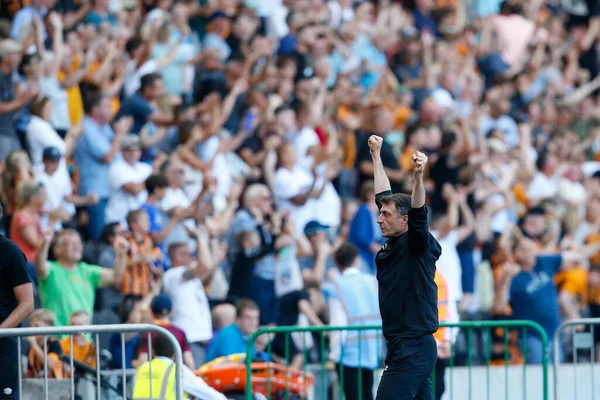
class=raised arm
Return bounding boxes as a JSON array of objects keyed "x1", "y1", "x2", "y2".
[
  {"x1": 407, "y1": 151, "x2": 432, "y2": 254},
  {"x1": 99, "y1": 236, "x2": 129, "y2": 288},
  {"x1": 34, "y1": 228, "x2": 54, "y2": 281},
  {"x1": 367, "y1": 135, "x2": 391, "y2": 193},
  {"x1": 411, "y1": 151, "x2": 427, "y2": 208}
]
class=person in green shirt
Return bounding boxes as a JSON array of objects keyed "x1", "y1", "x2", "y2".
[{"x1": 34, "y1": 228, "x2": 128, "y2": 327}]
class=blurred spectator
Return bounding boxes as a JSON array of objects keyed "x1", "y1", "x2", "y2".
[
  {"x1": 135, "y1": 294, "x2": 196, "y2": 370},
  {"x1": 1, "y1": 150, "x2": 33, "y2": 235},
  {"x1": 35, "y1": 147, "x2": 98, "y2": 231},
  {"x1": 206, "y1": 299, "x2": 260, "y2": 362},
  {"x1": 122, "y1": 209, "x2": 163, "y2": 298},
  {"x1": 25, "y1": 309, "x2": 63, "y2": 378},
  {"x1": 0, "y1": 39, "x2": 38, "y2": 162},
  {"x1": 74, "y1": 95, "x2": 131, "y2": 240},
  {"x1": 348, "y1": 181, "x2": 384, "y2": 273},
  {"x1": 211, "y1": 303, "x2": 236, "y2": 333},
  {"x1": 271, "y1": 279, "x2": 326, "y2": 369},
  {"x1": 105, "y1": 134, "x2": 153, "y2": 225},
  {"x1": 117, "y1": 73, "x2": 172, "y2": 134},
  {"x1": 325, "y1": 243, "x2": 381, "y2": 400},
  {"x1": 228, "y1": 183, "x2": 279, "y2": 325},
  {"x1": 299, "y1": 220, "x2": 334, "y2": 282},
  {"x1": 34, "y1": 228, "x2": 128, "y2": 326},
  {"x1": 10, "y1": 181, "x2": 45, "y2": 266},
  {"x1": 496, "y1": 236, "x2": 600, "y2": 363},
  {"x1": 162, "y1": 233, "x2": 215, "y2": 367},
  {"x1": 60, "y1": 310, "x2": 97, "y2": 369}
]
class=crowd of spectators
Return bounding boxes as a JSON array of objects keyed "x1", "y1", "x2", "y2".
[{"x1": 2, "y1": 0, "x2": 600, "y2": 392}]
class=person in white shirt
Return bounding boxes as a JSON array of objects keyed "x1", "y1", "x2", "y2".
[
  {"x1": 271, "y1": 142, "x2": 330, "y2": 235},
  {"x1": 431, "y1": 185, "x2": 475, "y2": 311},
  {"x1": 34, "y1": 147, "x2": 98, "y2": 230},
  {"x1": 104, "y1": 135, "x2": 153, "y2": 224},
  {"x1": 527, "y1": 151, "x2": 562, "y2": 206},
  {"x1": 162, "y1": 233, "x2": 216, "y2": 368},
  {"x1": 26, "y1": 96, "x2": 83, "y2": 175}
]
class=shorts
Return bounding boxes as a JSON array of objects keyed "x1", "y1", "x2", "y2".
[{"x1": 0, "y1": 337, "x2": 20, "y2": 399}]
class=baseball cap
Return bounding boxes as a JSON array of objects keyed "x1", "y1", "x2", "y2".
[
  {"x1": 42, "y1": 147, "x2": 62, "y2": 161},
  {"x1": 0, "y1": 39, "x2": 21, "y2": 57},
  {"x1": 120, "y1": 134, "x2": 141, "y2": 151},
  {"x1": 150, "y1": 295, "x2": 172, "y2": 316},
  {"x1": 303, "y1": 220, "x2": 329, "y2": 237}
]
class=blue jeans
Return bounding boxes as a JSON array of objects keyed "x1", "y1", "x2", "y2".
[
  {"x1": 87, "y1": 198, "x2": 108, "y2": 241},
  {"x1": 521, "y1": 334, "x2": 563, "y2": 365},
  {"x1": 250, "y1": 276, "x2": 278, "y2": 325}
]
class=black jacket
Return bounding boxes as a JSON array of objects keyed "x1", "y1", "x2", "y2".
[{"x1": 375, "y1": 190, "x2": 442, "y2": 347}]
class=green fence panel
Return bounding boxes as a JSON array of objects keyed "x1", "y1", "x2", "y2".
[{"x1": 244, "y1": 320, "x2": 548, "y2": 400}]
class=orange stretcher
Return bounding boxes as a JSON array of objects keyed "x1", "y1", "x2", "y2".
[{"x1": 195, "y1": 353, "x2": 313, "y2": 397}]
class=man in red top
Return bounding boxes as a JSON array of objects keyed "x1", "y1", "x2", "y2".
[{"x1": 136, "y1": 294, "x2": 196, "y2": 369}]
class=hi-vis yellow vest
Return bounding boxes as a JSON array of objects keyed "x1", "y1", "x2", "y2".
[{"x1": 132, "y1": 358, "x2": 186, "y2": 400}]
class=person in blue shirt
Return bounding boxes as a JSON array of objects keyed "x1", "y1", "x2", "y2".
[
  {"x1": 349, "y1": 181, "x2": 384, "y2": 274},
  {"x1": 74, "y1": 94, "x2": 132, "y2": 240},
  {"x1": 206, "y1": 299, "x2": 260, "y2": 362},
  {"x1": 115, "y1": 73, "x2": 173, "y2": 135},
  {"x1": 497, "y1": 236, "x2": 600, "y2": 364}
]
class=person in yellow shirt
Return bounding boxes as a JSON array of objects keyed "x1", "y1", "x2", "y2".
[
  {"x1": 60, "y1": 311, "x2": 97, "y2": 372},
  {"x1": 132, "y1": 333, "x2": 228, "y2": 400},
  {"x1": 58, "y1": 45, "x2": 88, "y2": 126}
]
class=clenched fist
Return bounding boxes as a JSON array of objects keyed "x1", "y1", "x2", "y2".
[
  {"x1": 368, "y1": 135, "x2": 383, "y2": 155},
  {"x1": 411, "y1": 151, "x2": 428, "y2": 174}
]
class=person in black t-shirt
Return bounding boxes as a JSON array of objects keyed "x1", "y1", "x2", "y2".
[
  {"x1": 368, "y1": 135, "x2": 441, "y2": 400},
  {"x1": 0, "y1": 204, "x2": 34, "y2": 400}
]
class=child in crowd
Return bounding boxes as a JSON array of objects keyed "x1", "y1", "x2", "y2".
[
  {"x1": 60, "y1": 311, "x2": 97, "y2": 370},
  {"x1": 26, "y1": 309, "x2": 63, "y2": 378},
  {"x1": 123, "y1": 209, "x2": 163, "y2": 298}
]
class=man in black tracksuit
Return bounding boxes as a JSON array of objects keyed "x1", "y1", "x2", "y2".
[{"x1": 367, "y1": 135, "x2": 441, "y2": 400}]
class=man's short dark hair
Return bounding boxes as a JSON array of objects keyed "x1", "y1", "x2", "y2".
[
  {"x1": 167, "y1": 241, "x2": 188, "y2": 260},
  {"x1": 145, "y1": 174, "x2": 168, "y2": 195},
  {"x1": 379, "y1": 193, "x2": 412, "y2": 216},
  {"x1": 125, "y1": 37, "x2": 143, "y2": 56},
  {"x1": 99, "y1": 222, "x2": 121, "y2": 245},
  {"x1": 334, "y1": 242, "x2": 359, "y2": 270},
  {"x1": 84, "y1": 91, "x2": 105, "y2": 115},
  {"x1": 359, "y1": 181, "x2": 375, "y2": 203},
  {"x1": 153, "y1": 333, "x2": 176, "y2": 358},
  {"x1": 235, "y1": 299, "x2": 259, "y2": 317},
  {"x1": 140, "y1": 73, "x2": 162, "y2": 92}
]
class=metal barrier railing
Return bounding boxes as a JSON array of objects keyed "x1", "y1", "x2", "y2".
[
  {"x1": 244, "y1": 320, "x2": 549, "y2": 400},
  {"x1": 2, "y1": 323, "x2": 184, "y2": 400},
  {"x1": 553, "y1": 318, "x2": 600, "y2": 400}
]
